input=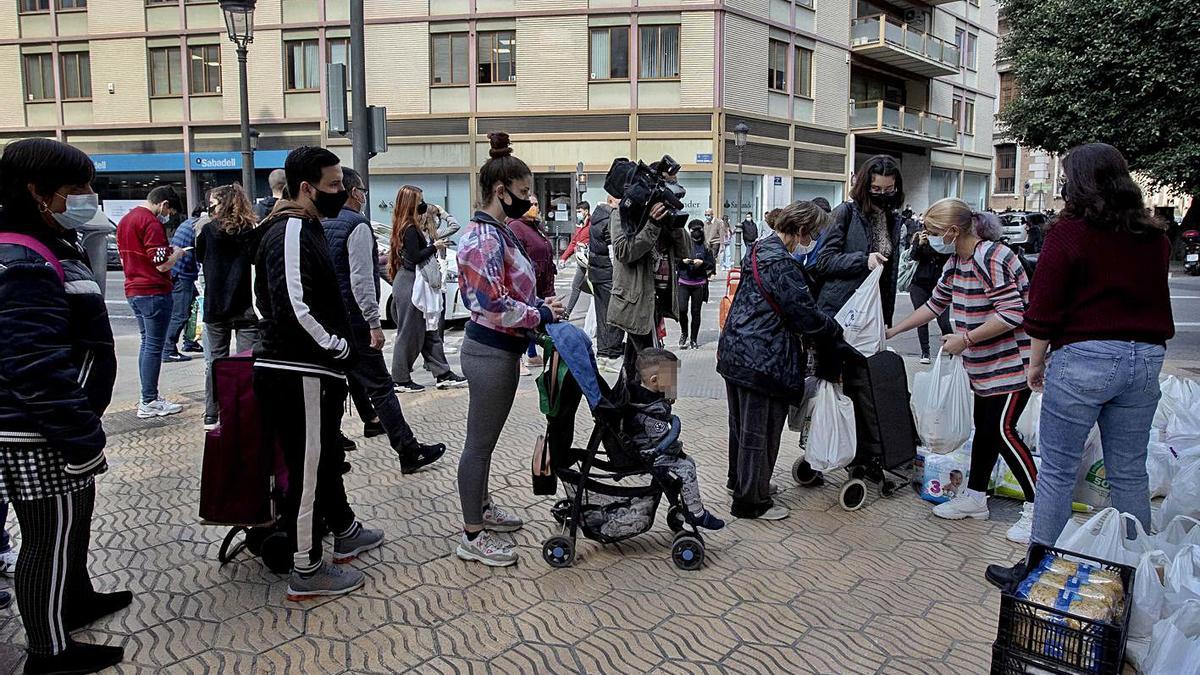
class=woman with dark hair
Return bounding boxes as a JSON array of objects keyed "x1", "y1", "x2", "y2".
[
  {"x1": 507, "y1": 195, "x2": 557, "y2": 373},
  {"x1": 0, "y1": 138, "x2": 126, "y2": 672},
  {"x1": 388, "y1": 185, "x2": 465, "y2": 393},
  {"x1": 987, "y1": 143, "x2": 1174, "y2": 587},
  {"x1": 676, "y1": 219, "x2": 715, "y2": 349},
  {"x1": 907, "y1": 228, "x2": 953, "y2": 364},
  {"x1": 455, "y1": 132, "x2": 563, "y2": 566},
  {"x1": 811, "y1": 154, "x2": 904, "y2": 325},
  {"x1": 195, "y1": 184, "x2": 262, "y2": 429}
]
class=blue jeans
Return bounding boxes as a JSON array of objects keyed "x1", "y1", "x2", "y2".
[
  {"x1": 164, "y1": 277, "x2": 197, "y2": 356},
  {"x1": 1031, "y1": 340, "x2": 1165, "y2": 547},
  {"x1": 129, "y1": 294, "x2": 173, "y2": 404}
]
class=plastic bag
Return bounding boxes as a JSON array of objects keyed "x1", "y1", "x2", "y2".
[
  {"x1": 1016, "y1": 391, "x2": 1042, "y2": 448},
  {"x1": 1161, "y1": 456, "x2": 1200, "y2": 526},
  {"x1": 1166, "y1": 545, "x2": 1200, "y2": 615},
  {"x1": 1144, "y1": 599, "x2": 1200, "y2": 675},
  {"x1": 1131, "y1": 550, "x2": 1172, "y2": 639},
  {"x1": 1072, "y1": 425, "x2": 1111, "y2": 509},
  {"x1": 583, "y1": 299, "x2": 597, "y2": 339},
  {"x1": 1149, "y1": 441, "x2": 1179, "y2": 499},
  {"x1": 833, "y1": 265, "x2": 886, "y2": 357},
  {"x1": 1056, "y1": 507, "x2": 1148, "y2": 566},
  {"x1": 1168, "y1": 396, "x2": 1200, "y2": 448},
  {"x1": 1156, "y1": 516, "x2": 1200, "y2": 562},
  {"x1": 911, "y1": 347, "x2": 973, "y2": 454},
  {"x1": 804, "y1": 381, "x2": 857, "y2": 472}
]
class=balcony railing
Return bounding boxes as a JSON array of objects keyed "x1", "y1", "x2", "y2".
[
  {"x1": 850, "y1": 100, "x2": 957, "y2": 147},
  {"x1": 851, "y1": 14, "x2": 961, "y2": 77}
]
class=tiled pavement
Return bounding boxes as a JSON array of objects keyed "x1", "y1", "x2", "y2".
[{"x1": 0, "y1": 343, "x2": 1031, "y2": 675}]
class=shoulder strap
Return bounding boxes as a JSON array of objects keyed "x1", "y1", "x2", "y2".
[
  {"x1": 750, "y1": 243, "x2": 785, "y2": 316},
  {"x1": 0, "y1": 233, "x2": 64, "y2": 283}
]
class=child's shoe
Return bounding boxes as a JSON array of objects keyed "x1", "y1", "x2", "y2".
[{"x1": 687, "y1": 509, "x2": 725, "y2": 531}]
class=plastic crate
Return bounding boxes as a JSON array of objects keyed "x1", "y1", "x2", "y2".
[{"x1": 991, "y1": 546, "x2": 1135, "y2": 675}]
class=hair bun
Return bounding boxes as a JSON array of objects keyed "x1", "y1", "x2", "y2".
[{"x1": 488, "y1": 132, "x2": 513, "y2": 159}]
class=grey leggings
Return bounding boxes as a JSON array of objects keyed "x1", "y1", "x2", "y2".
[
  {"x1": 458, "y1": 336, "x2": 522, "y2": 527},
  {"x1": 390, "y1": 267, "x2": 451, "y2": 383}
]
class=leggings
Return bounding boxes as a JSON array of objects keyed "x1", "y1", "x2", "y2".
[
  {"x1": 458, "y1": 336, "x2": 522, "y2": 527},
  {"x1": 909, "y1": 283, "x2": 952, "y2": 356},
  {"x1": 676, "y1": 284, "x2": 705, "y2": 343},
  {"x1": 13, "y1": 483, "x2": 96, "y2": 656},
  {"x1": 968, "y1": 388, "x2": 1037, "y2": 501}
]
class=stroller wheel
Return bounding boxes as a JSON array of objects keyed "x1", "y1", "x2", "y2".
[
  {"x1": 880, "y1": 479, "x2": 898, "y2": 498},
  {"x1": 551, "y1": 498, "x2": 571, "y2": 524},
  {"x1": 791, "y1": 458, "x2": 825, "y2": 488},
  {"x1": 542, "y1": 535, "x2": 575, "y2": 568},
  {"x1": 839, "y1": 479, "x2": 868, "y2": 512},
  {"x1": 672, "y1": 534, "x2": 705, "y2": 571},
  {"x1": 666, "y1": 505, "x2": 686, "y2": 534},
  {"x1": 260, "y1": 532, "x2": 293, "y2": 574}
]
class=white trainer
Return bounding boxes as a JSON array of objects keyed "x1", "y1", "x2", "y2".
[
  {"x1": 137, "y1": 398, "x2": 183, "y2": 419},
  {"x1": 456, "y1": 531, "x2": 518, "y2": 567},
  {"x1": 1006, "y1": 502, "x2": 1035, "y2": 544},
  {"x1": 755, "y1": 505, "x2": 790, "y2": 521},
  {"x1": 0, "y1": 547, "x2": 17, "y2": 576},
  {"x1": 482, "y1": 502, "x2": 524, "y2": 533},
  {"x1": 932, "y1": 489, "x2": 990, "y2": 520}
]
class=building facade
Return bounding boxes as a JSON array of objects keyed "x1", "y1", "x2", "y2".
[{"x1": 0, "y1": 0, "x2": 998, "y2": 242}]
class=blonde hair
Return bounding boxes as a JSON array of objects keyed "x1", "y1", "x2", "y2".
[{"x1": 923, "y1": 198, "x2": 1001, "y2": 241}]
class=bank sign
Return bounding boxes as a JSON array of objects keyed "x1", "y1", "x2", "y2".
[{"x1": 89, "y1": 150, "x2": 289, "y2": 173}]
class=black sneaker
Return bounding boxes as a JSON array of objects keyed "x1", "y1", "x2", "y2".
[
  {"x1": 162, "y1": 352, "x2": 192, "y2": 363},
  {"x1": 394, "y1": 381, "x2": 426, "y2": 394},
  {"x1": 985, "y1": 560, "x2": 1028, "y2": 592},
  {"x1": 400, "y1": 442, "x2": 446, "y2": 474},
  {"x1": 679, "y1": 336, "x2": 689, "y2": 349},
  {"x1": 689, "y1": 340, "x2": 699, "y2": 350},
  {"x1": 435, "y1": 373, "x2": 468, "y2": 390},
  {"x1": 341, "y1": 434, "x2": 357, "y2": 452},
  {"x1": 340, "y1": 461, "x2": 352, "y2": 475},
  {"x1": 64, "y1": 590, "x2": 132, "y2": 632},
  {"x1": 181, "y1": 341, "x2": 204, "y2": 353},
  {"x1": 203, "y1": 415, "x2": 219, "y2": 431},
  {"x1": 363, "y1": 421, "x2": 385, "y2": 438},
  {"x1": 22, "y1": 640, "x2": 125, "y2": 675}
]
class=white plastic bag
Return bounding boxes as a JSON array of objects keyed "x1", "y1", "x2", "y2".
[
  {"x1": 1144, "y1": 599, "x2": 1200, "y2": 675},
  {"x1": 804, "y1": 381, "x2": 857, "y2": 472},
  {"x1": 1016, "y1": 391, "x2": 1041, "y2": 448},
  {"x1": 833, "y1": 265, "x2": 886, "y2": 357},
  {"x1": 1166, "y1": 545, "x2": 1200, "y2": 615},
  {"x1": 1055, "y1": 507, "x2": 1147, "y2": 565},
  {"x1": 1156, "y1": 516, "x2": 1200, "y2": 561},
  {"x1": 583, "y1": 298, "x2": 597, "y2": 339},
  {"x1": 911, "y1": 347, "x2": 973, "y2": 454},
  {"x1": 1073, "y1": 425, "x2": 1111, "y2": 509},
  {"x1": 1131, "y1": 549, "x2": 1172, "y2": 639},
  {"x1": 1149, "y1": 441, "x2": 1179, "y2": 499},
  {"x1": 1162, "y1": 456, "x2": 1200, "y2": 526}
]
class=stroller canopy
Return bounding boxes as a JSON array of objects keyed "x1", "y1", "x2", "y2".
[{"x1": 545, "y1": 322, "x2": 609, "y2": 411}]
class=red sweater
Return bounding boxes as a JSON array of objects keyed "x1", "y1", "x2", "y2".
[
  {"x1": 1025, "y1": 216, "x2": 1174, "y2": 349},
  {"x1": 116, "y1": 206, "x2": 172, "y2": 297}
]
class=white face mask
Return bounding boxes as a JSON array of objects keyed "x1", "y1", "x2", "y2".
[
  {"x1": 50, "y1": 193, "x2": 100, "y2": 230},
  {"x1": 928, "y1": 233, "x2": 956, "y2": 255},
  {"x1": 794, "y1": 240, "x2": 816, "y2": 255}
]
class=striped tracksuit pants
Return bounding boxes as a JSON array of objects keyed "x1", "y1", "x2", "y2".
[{"x1": 967, "y1": 388, "x2": 1037, "y2": 500}]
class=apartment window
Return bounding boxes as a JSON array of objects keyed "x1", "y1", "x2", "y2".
[
  {"x1": 60, "y1": 52, "x2": 91, "y2": 99},
  {"x1": 58, "y1": 0, "x2": 86, "y2": 8},
  {"x1": 995, "y1": 143, "x2": 1017, "y2": 194},
  {"x1": 767, "y1": 40, "x2": 787, "y2": 92},
  {"x1": 999, "y1": 71, "x2": 1016, "y2": 110},
  {"x1": 957, "y1": 30, "x2": 978, "y2": 70},
  {"x1": 953, "y1": 92, "x2": 976, "y2": 135},
  {"x1": 431, "y1": 33, "x2": 468, "y2": 85},
  {"x1": 20, "y1": 0, "x2": 49, "y2": 12},
  {"x1": 477, "y1": 31, "x2": 515, "y2": 85},
  {"x1": 851, "y1": 71, "x2": 905, "y2": 107},
  {"x1": 794, "y1": 46, "x2": 813, "y2": 98},
  {"x1": 149, "y1": 46, "x2": 183, "y2": 97},
  {"x1": 188, "y1": 44, "x2": 221, "y2": 95},
  {"x1": 638, "y1": 24, "x2": 679, "y2": 80},
  {"x1": 22, "y1": 53, "x2": 53, "y2": 101},
  {"x1": 589, "y1": 26, "x2": 629, "y2": 80},
  {"x1": 285, "y1": 39, "x2": 319, "y2": 91}
]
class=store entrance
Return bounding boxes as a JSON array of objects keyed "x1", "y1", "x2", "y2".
[{"x1": 535, "y1": 173, "x2": 575, "y2": 254}]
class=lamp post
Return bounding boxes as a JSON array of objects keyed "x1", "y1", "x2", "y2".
[
  {"x1": 219, "y1": 0, "x2": 257, "y2": 202},
  {"x1": 733, "y1": 121, "x2": 750, "y2": 268}
]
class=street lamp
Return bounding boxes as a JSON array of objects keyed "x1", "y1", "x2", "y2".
[
  {"x1": 733, "y1": 121, "x2": 750, "y2": 267},
  {"x1": 219, "y1": 0, "x2": 257, "y2": 202}
]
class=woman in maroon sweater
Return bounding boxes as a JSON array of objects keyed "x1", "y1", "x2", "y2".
[
  {"x1": 508, "y1": 196, "x2": 558, "y2": 372},
  {"x1": 988, "y1": 143, "x2": 1174, "y2": 588}
]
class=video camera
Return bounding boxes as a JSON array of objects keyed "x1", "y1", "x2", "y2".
[{"x1": 603, "y1": 154, "x2": 690, "y2": 234}]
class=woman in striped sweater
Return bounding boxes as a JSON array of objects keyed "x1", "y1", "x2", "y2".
[{"x1": 887, "y1": 198, "x2": 1036, "y2": 543}]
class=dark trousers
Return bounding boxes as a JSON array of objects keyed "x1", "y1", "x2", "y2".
[
  {"x1": 347, "y1": 333, "x2": 418, "y2": 452},
  {"x1": 565, "y1": 266, "x2": 589, "y2": 317},
  {"x1": 164, "y1": 277, "x2": 198, "y2": 356},
  {"x1": 590, "y1": 277, "x2": 625, "y2": 359},
  {"x1": 968, "y1": 388, "x2": 1036, "y2": 500},
  {"x1": 254, "y1": 368, "x2": 355, "y2": 573},
  {"x1": 0, "y1": 500, "x2": 9, "y2": 552},
  {"x1": 725, "y1": 381, "x2": 790, "y2": 518},
  {"x1": 909, "y1": 283, "x2": 951, "y2": 357},
  {"x1": 676, "y1": 284, "x2": 706, "y2": 343},
  {"x1": 12, "y1": 484, "x2": 96, "y2": 656}
]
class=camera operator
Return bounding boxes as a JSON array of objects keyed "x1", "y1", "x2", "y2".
[
  {"x1": 588, "y1": 195, "x2": 625, "y2": 373},
  {"x1": 609, "y1": 161, "x2": 691, "y2": 351}
]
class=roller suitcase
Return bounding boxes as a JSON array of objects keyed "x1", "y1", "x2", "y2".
[{"x1": 842, "y1": 350, "x2": 918, "y2": 471}]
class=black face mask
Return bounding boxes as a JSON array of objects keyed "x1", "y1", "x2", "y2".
[
  {"x1": 312, "y1": 187, "x2": 350, "y2": 219},
  {"x1": 501, "y1": 188, "x2": 532, "y2": 220},
  {"x1": 690, "y1": 228, "x2": 705, "y2": 242},
  {"x1": 417, "y1": 201, "x2": 428, "y2": 215},
  {"x1": 870, "y1": 193, "x2": 897, "y2": 210}
]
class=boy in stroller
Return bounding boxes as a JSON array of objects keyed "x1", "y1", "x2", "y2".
[{"x1": 625, "y1": 349, "x2": 725, "y2": 531}]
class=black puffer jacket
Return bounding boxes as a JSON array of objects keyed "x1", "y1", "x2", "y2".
[
  {"x1": 587, "y1": 203, "x2": 614, "y2": 285},
  {"x1": 810, "y1": 200, "x2": 901, "y2": 325},
  {"x1": 717, "y1": 236, "x2": 846, "y2": 400},
  {"x1": 0, "y1": 223, "x2": 115, "y2": 476}
]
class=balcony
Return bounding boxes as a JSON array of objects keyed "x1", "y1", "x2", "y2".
[
  {"x1": 850, "y1": 100, "x2": 957, "y2": 149},
  {"x1": 850, "y1": 14, "x2": 961, "y2": 78}
]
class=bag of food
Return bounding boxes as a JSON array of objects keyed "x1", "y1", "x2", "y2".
[
  {"x1": 833, "y1": 265, "x2": 886, "y2": 357},
  {"x1": 1143, "y1": 599, "x2": 1200, "y2": 675},
  {"x1": 1166, "y1": 545, "x2": 1200, "y2": 615},
  {"x1": 1155, "y1": 516, "x2": 1200, "y2": 562},
  {"x1": 1131, "y1": 550, "x2": 1172, "y2": 639},
  {"x1": 1148, "y1": 441, "x2": 1179, "y2": 499},
  {"x1": 1057, "y1": 508, "x2": 1150, "y2": 566},
  {"x1": 583, "y1": 298, "x2": 597, "y2": 339},
  {"x1": 915, "y1": 448, "x2": 971, "y2": 504},
  {"x1": 804, "y1": 380, "x2": 857, "y2": 472},
  {"x1": 1016, "y1": 391, "x2": 1042, "y2": 448},
  {"x1": 1161, "y1": 456, "x2": 1200, "y2": 526},
  {"x1": 1072, "y1": 425, "x2": 1111, "y2": 509},
  {"x1": 911, "y1": 347, "x2": 973, "y2": 454}
]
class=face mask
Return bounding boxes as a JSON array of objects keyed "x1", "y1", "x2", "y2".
[
  {"x1": 690, "y1": 229, "x2": 705, "y2": 242},
  {"x1": 417, "y1": 201, "x2": 428, "y2": 216},
  {"x1": 158, "y1": 214, "x2": 170, "y2": 225},
  {"x1": 928, "y1": 233, "x2": 956, "y2": 255},
  {"x1": 312, "y1": 187, "x2": 350, "y2": 219},
  {"x1": 50, "y1": 193, "x2": 99, "y2": 230},
  {"x1": 870, "y1": 192, "x2": 897, "y2": 210},
  {"x1": 501, "y1": 188, "x2": 533, "y2": 220},
  {"x1": 794, "y1": 240, "x2": 816, "y2": 255},
  {"x1": 705, "y1": 215, "x2": 713, "y2": 223},
  {"x1": 577, "y1": 213, "x2": 586, "y2": 224}
]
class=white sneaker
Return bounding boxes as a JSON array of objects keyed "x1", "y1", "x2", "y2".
[
  {"x1": 137, "y1": 398, "x2": 184, "y2": 419},
  {"x1": 0, "y1": 547, "x2": 16, "y2": 575},
  {"x1": 1006, "y1": 502, "x2": 1035, "y2": 544},
  {"x1": 932, "y1": 489, "x2": 990, "y2": 520},
  {"x1": 755, "y1": 505, "x2": 790, "y2": 521},
  {"x1": 482, "y1": 502, "x2": 524, "y2": 533},
  {"x1": 920, "y1": 356, "x2": 932, "y2": 365},
  {"x1": 456, "y1": 530, "x2": 518, "y2": 567}
]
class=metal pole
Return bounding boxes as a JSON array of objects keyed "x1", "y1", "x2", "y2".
[
  {"x1": 237, "y1": 46, "x2": 254, "y2": 202},
  {"x1": 735, "y1": 147, "x2": 745, "y2": 268},
  {"x1": 350, "y1": 0, "x2": 370, "y2": 217}
]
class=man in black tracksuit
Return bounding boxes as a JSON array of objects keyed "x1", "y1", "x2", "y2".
[
  {"x1": 252, "y1": 147, "x2": 383, "y2": 599},
  {"x1": 320, "y1": 168, "x2": 445, "y2": 471},
  {"x1": 588, "y1": 195, "x2": 625, "y2": 367}
]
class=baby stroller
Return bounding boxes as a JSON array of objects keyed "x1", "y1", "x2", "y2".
[{"x1": 532, "y1": 328, "x2": 708, "y2": 571}]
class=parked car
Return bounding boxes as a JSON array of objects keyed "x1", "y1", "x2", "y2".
[
  {"x1": 999, "y1": 211, "x2": 1048, "y2": 252},
  {"x1": 372, "y1": 221, "x2": 470, "y2": 329},
  {"x1": 106, "y1": 233, "x2": 122, "y2": 270}
]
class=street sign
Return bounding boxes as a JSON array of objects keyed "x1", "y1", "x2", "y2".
[
  {"x1": 773, "y1": 176, "x2": 783, "y2": 186},
  {"x1": 696, "y1": 153, "x2": 713, "y2": 164}
]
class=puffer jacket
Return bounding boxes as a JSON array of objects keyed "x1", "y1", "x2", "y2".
[
  {"x1": 608, "y1": 207, "x2": 690, "y2": 336},
  {"x1": 587, "y1": 203, "x2": 615, "y2": 285},
  {"x1": 717, "y1": 235, "x2": 845, "y2": 400},
  {"x1": 0, "y1": 222, "x2": 116, "y2": 476},
  {"x1": 810, "y1": 200, "x2": 901, "y2": 325}
]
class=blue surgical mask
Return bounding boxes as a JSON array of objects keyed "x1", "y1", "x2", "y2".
[
  {"x1": 795, "y1": 240, "x2": 816, "y2": 256},
  {"x1": 928, "y1": 233, "x2": 956, "y2": 255},
  {"x1": 50, "y1": 193, "x2": 100, "y2": 230}
]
